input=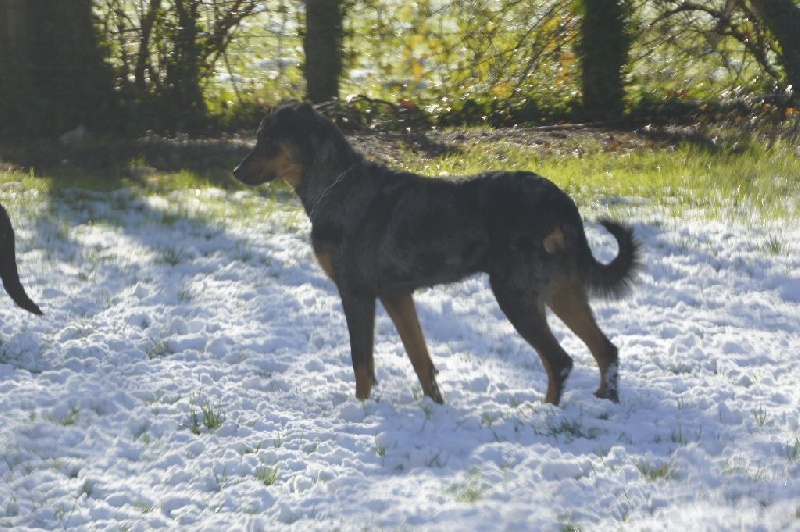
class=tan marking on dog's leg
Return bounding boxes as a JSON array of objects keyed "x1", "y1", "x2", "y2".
[
  {"x1": 314, "y1": 251, "x2": 336, "y2": 282},
  {"x1": 380, "y1": 293, "x2": 443, "y2": 403},
  {"x1": 341, "y1": 294, "x2": 377, "y2": 401},
  {"x1": 535, "y1": 328, "x2": 574, "y2": 405},
  {"x1": 543, "y1": 225, "x2": 566, "y2": 254},
  {"x1": 547, "y1": 276, "x2": 620, "y2": 402}
]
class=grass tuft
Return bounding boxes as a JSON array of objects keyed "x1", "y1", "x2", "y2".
[
  {"x1": 753, "y1": 406, "x2": 768, "y2": 428},
  {"x1": 786, "y1": 438, "x2": 800, "y2": 462},
  {"x1": 449, "y1": 468, "x2": 486, "y2": 503},
  {"x1": 255, "y1": 464, "x2": 279, "y2": 486},
  {"x1": 636, "y1": 461, "x2": 673, "y2": 481},
  {"x1": 59, "y1": 407, "x2": 80, "y2": 426},
  {"x1": 189, "y1": 402, "x2": 225, "y2": 434}
]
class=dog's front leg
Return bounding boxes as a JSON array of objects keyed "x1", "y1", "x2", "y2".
[{"x1": 340, "y1": 292, "x2": 378, "y2": 400}]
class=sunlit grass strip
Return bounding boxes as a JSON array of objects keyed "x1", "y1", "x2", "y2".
[
  {"x1": 2, "y1": 135, "x2": 797, "y2": 219},
  {"x1": 403, "y1": 140, "x2": 800, "y2": 218}
]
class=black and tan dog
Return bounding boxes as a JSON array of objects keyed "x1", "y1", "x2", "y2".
[
  {"x1": 0, "y1": 203, "x2": 42, "y2": 315},
  {"x1": 233, "y1": 101, "x2": 639, "y2": 406}
]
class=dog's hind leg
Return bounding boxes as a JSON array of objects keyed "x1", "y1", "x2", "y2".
[
  {"x1": 380, "y1": 293, "x2": 443, "y2": 404},
  {"x1": 490, "y1": 276, "x2": 573, "y2": 405},
  {"x1": 547, "y1": 276, "x2": 620, "y2": 402},
  {"x1": 340, "y1": 293, "x2": 378, "y2": 400}
]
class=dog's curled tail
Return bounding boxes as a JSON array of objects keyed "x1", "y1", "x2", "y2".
[
  {"x1": 583, "y1": 218, "x2": 641, "y2": 300},
  {"x1": 0, "y1": 206, "x2": 43, "y2": 315}
]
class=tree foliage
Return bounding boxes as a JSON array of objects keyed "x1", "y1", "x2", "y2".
[
  {"x1": 353, "y1": 1, "x2": 578, "y2": 103},
  {"x1": 643, "y1": 0, "x2": 799, "y2": 99},
  {"x1": 3, "y1": 0, "x2": 798, "y2": 138},
  {"x1": 98, "y1": 0, "x2": 260, "y2": 129}
]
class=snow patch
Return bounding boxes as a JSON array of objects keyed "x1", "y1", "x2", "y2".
[{"x1": 1, "y1": 187, "x2": 798, "y2": 530}]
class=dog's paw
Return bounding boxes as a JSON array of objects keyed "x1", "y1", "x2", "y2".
[
  {"x1": 354, "y1": 365, "x2": 377, "y2": 401},
  {"x1": 594, "y1": 387, "x2": 619, "y2": 403},
  {"x1": 426, "y1": 367, "x2": 444, "y2": 404},
  {"x1": 428, "y1": 383, "x2": 444, "y2": 404}
]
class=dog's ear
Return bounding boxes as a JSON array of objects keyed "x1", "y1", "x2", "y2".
[
  {"x1": 296, "y1": 102, "x2": 317, "y2": 117},
  {"x1": 273, "y1": 102, "x2": 300, "y2": 122},
  {"x1": 292, "y1": 102, "x2": 320, "y2": 129},
  {"x1": 272, "y1": 101, "x2": 315, "y2": 120},
  {"x1": 274, "y1": 102, "x2": 320, "y2": 143}
]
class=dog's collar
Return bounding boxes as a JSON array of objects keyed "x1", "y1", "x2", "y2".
[{"x1": 308, "y1": 162, "x2": 362, "y2": 220}]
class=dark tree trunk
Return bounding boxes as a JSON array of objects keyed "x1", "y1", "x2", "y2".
[
  {"x1": 167, "y1": 0, "x2": 206, "y2": 124},
  {"x1": 1, "y1": 0, "x2": 115, "y2": 136},
  {"x1": 0, "y1": 0, "x2": 26, "y2": 51},
  {"x1": 304, "y1": 0, "x2": 344, "y2": 103},
  {"x1": 134, "y1": 0, "x2": 162, "y2": 93},
  {"x1": 0, "y1": 0, "x2": 34, "y2": 133},
  {"x1": 577, "y1": 0, "x2": 630, "y2": 121},
  {"x1": 749, "y1": 0, "x2": 800, "y2": 94}
]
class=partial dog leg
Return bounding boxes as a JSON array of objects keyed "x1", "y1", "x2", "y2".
[
  {"x1": 490, "y1": 276, "x2": 573, "y2": 405},
  {"x1": 380, "y1": 293, "x2": 443, "y2": 404},
  {"x1": 340, "y1": 293, "x2": 378, "y2": 400},
  {"x1": 547, "y1": 276, "x2": 620, "y2": 402}
]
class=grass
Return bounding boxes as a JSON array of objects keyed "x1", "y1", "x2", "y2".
[
  {"x1": 753, "y1": 406, "x2": 768, "y2": 427},
  {"x1": 786, "y1": 438, "x2": 800, "y2": 462},
  {"x1": 0, "y1": 148, "x2": 292, "y2": 226},
  {"x1": 405, "y1": 137, "x2": 800, "y2": 219},
  {"x1": 636, "y1": 461, "x2": 673, "y2": 482},
  {"x1": 134, "y1": 500, "x2": 155, "y2": 514},
  {"x1": 58, "y1": 407, "x2": 80, "y2": 426},
  {"x1": 3, "y1": 126, "x2": 799, "y2": 222},
  {"x1": 671, "y1": 424, "x2": 686, "y2": 446},
  {"x1": 762, "y1": 235, "x2": 786, "y2": 256},
  {"x1": 449, "y1": 468, "x2": 485, "y2": 503},
  {"x1": 189, "y1": 401, "x2": 225, "y2": 434},
  {"x1": 158, "y1": 247, "x2": 186, "y2": 267},
  {"x1": 543, "y1": 415, "x2": 588, "y2": 440},
  {"x1": 146, "y1": 338, "x2": 171, "y2": 359},
  {"x1": 255, "y1": 464, "x2": 279, "y2": 486}
]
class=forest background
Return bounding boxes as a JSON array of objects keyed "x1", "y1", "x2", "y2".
[{"x1": 1, "y1": 0, "x2": 799, "y2": 140}]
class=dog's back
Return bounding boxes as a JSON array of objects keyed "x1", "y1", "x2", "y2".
[{"x1": 312, "y1": 165, "x2": 636, "y2": 299}]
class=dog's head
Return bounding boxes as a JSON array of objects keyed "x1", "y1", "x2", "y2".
[{"x1": 233, "y1": 101, "x2": 319, "y2": 188}]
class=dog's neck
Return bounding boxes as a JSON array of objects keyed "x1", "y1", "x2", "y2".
[
  {"x1": 299, "y1": 153, "x2": 365, "y2": 220},
  {"x1": 306, "y1": 162, "x2": 363, "y2": 220}
]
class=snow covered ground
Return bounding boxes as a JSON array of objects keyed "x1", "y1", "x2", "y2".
[{"x1": 1, "y1": 182, "x2": 798, "y2": 530}]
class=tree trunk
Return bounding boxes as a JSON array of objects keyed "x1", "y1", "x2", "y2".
[
  {"x1": 0, "y1": 0, "x2": 116, "y2": 136},
  {"x1": 748, "y1": 0, "x2": 800, "y2": 94},
  {"x1": 0, "y1": 0, "x2": 34, "y2": 135},
  {"x1": 577, "y1": 0, "x2": 630, "y2": 121},
  {"x1": 304, "y1": 0, "x2": 343, "y2": 103},
  {"x1": 134, "y1": 0, "x2": 162, "y2": 94},
  {"x1": 168, "y1": 0, "x2": 205, "y2": 123},
  {"x1": 0, "y1": 0, "x2": 26, "y2": 47}
]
